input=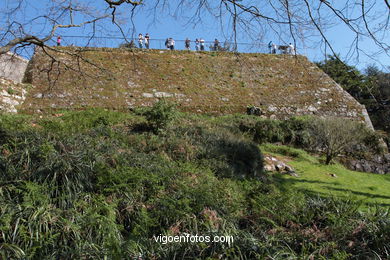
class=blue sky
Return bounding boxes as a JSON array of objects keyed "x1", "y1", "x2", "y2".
[{"x1": 2, "y1": 0, "x2": 389, "y2": 71}]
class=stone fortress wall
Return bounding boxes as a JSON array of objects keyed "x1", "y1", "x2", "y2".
[
  {"x1": 20, "y1": 47, "x2": 373, "y2": 129},
  {"x1": 1, "y1": 47, "x2": 387, "y2": 173}
]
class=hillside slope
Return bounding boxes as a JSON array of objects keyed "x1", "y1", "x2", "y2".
[
  {"x1": 22, "y1": 47, "x2": 369, "y2": 123},
  {"x1": 0, "y1": 109, "x2": 388, "y2": 259}
]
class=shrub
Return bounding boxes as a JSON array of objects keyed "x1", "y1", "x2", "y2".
[
  {"x1": 144, "y1": 100, "x2": 177, "y2": 133},
  {"x1": 280, "y1": 116, "x2": 312, "y2": 147},
  {"x1": 7, "y1": 87, "x2": 14, "y2": 95},
  {"x1": 252, "y1": 117, "x2": 310, "y2": 145},
  {"x1": 253, "y1": 119, "x2": 284, "y2": 144},
  {"x1": 250, "y1": 116, "x2": 382, "y2": 164},
  {"x1": 119, "y1": 41, "x2": 136, "y2": 48}
]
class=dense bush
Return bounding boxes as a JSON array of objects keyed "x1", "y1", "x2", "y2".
[
  {"x1": 0, "y1": 110, "x2": 389, "y2": 259},
  {"x1": 143, "y1": 99, "x2": 177, "y2": 133},
  {"x1": 251, "y1": 117, "x2": 312, "y2": 147},
  {"x1": 247, "y1": 116, "x2": 382, "y2": 164}
]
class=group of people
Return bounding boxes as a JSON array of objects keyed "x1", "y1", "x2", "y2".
[
  {"x1": 268, "y1": 41, "x2": 296, "y2": 55},
  {"x1": 165, "y1": 38, "x2": 175, "y2": 50},
  {"x1": 139, "y1": 33, "x2": 220, "y2": 51},
  {"x1": 168, "y1": 38, "x2": 208, "y2": 51},
  {"x1": 138, "y1": 33, "x2": 151, "y2": 49},
  {"x1": 56, "y1": 34, "x2": 296, "y2": 55},
  {"x1": 194, "y1": 38, "x2": 206, "y2": 51}
]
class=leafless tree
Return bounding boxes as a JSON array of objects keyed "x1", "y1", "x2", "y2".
[
  {"x1": 1, "y1": 0, "x2": 389, "y2": 63},
  {"x1": 309, "y1": 117, "x2": 368, "y2": 165}
]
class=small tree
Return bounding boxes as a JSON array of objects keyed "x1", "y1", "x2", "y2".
[
  {"x1": 144, "y1": 99, "x2": 177, "y2": 134},
  {"x1": 309, "y1": 117, "x2": 367, "y2": 164}
]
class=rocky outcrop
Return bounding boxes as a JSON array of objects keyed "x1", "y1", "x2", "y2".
[
  {"x1": 0, "y1": 77, "x2": 31, "y2": 113},
  {"x1": 346, "y1": 154, "x2": 390, "y2": 174},
  {"x1": 264, "y1": 155, "x2": 298, "y2": 177},
  {"x1": 0, "y1": 52, "x2": 29, "y2": 83}
]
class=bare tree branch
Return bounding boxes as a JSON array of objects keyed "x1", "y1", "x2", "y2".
[
  {"x1": 0, "y1": 15, "x2": 109, "y2": 54},
  {"x1": 1, "y1": 0, "x2": 389, "y2": 67},
  {"x1": 384, "y1": 0, "x2": 390, "y2": 10},
  {"x1": 104, "y1": 0, "x2": 143, "y2": 7}
]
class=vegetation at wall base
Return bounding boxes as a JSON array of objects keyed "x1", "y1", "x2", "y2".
[
  {"x1": 0, "y1": 106, "x2": 389, "y2": 259},
  {"x1": 316, "y1": 55, "x2": 390, "y2": 140}
]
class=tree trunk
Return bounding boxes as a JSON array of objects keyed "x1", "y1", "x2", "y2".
[{"x1": 325, "y1": 153, "x2": 332, "y2": 165}]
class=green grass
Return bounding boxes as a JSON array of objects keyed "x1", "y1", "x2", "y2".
[
  {"x1": 1, "y1": 110, "x2": 389, "y2": 259},
  {"x1": 262, "y1": 143, "x2": 390, "y2": 208}
]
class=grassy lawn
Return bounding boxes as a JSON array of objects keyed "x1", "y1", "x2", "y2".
[{"x1": 261, "y1": 143, "x2": 390, "y2": 208}]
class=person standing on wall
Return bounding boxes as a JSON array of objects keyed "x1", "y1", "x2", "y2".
[
  {"x1": 195, "y1": 39, "x2": 200, "y2": 51},
  {"x1": 169, "y1": 38, "x2": 175, "y2": 50},
  {"x1": 57, "y1": 36, "x2": 62, "y2": 46},
  {"x1": 138, "y1": 33, "x2": 144, "y2": 49},
  {"x1": 214, "y1": 39, "x2": 220, "y2": 51},
  {"x1": 145, "y1": 33, "x2": 150, "y2": 49},
  {"x1": 200, "y1": 38, "x2": 205, "y2": 51},
  {"x1": 271, "y1": 43, "x2": 277, "y2": 54},
  {"x1": 185, "y1": 38, "x2": 191, "y2": 50},
  {"x1": 165, "y1": 38, "x2": 169, "y2": 49},
  {"x1": 288, "y1": 43, "x2": 296, "y2": 55},
  {"x1": 268, "y1": 41, "x2": 273, "y2": 54}
]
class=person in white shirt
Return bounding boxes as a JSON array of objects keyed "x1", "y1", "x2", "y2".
[
  {"x1": 288, "y1": 43, "x2": 295, "y2": 55},
  {"x1": 271, "y1": 43, "x2": 277, "y2": 54},
  {"x1": 138, "y1": 33, "x2": 144, "y2": 48},
  {"x1": 200, "y1": 38, "x2": 205, "y2": 51},
  {"x1": 169, "y1": 38, "x2": 175, "y2": 50},
  {"x1": 145, "y1": 33, "x2": 150, "y2": 49}
]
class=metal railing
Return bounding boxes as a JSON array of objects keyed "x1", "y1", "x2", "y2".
[{"x1": 56, "y1": 35, "x2": 271, "y2": 53}]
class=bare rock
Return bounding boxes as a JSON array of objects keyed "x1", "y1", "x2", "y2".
[
  {"x1": 275, "y1": 163, "x2": 285, "y2": 172},
  {"x1": 154, "y1": 92, "x2": 173, "y2": 98},
  {"x1": 142, "y1": 93, "x2": 154, "y2": 98},
  {"x1": 264, "y1": 155, "x2": 296, "y2": 176},
  {"x1": 0, "y1": 77, "x2": 31, "y2": 113},
  {"x1": 264, "y1": 164, "x2": 276, "y2": 172},
  {"x1": 247, "y1": 106, "x2": 262, "y2": 116},
  {"x1": 284, "y1": 165, "x2": 294, "y2": 172}
]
